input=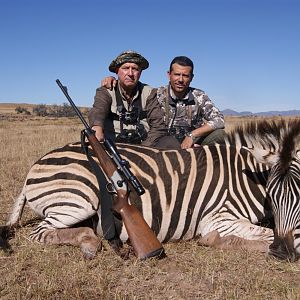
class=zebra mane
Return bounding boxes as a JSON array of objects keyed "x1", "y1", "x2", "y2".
[{"x1": 226, "y1": 118, "x2": 300, "y2": 173}]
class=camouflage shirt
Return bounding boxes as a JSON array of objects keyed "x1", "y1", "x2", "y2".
[
  {"x1": 142, "y1": 85, "x2": 224, "y2": 147},
  {"x1": 157, "y1": 85, "x2": 224, "y2": 130}
]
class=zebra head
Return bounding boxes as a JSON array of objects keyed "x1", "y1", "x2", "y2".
[{"x1": 245, "y1": 119, "x2": 300, "y2": 261}]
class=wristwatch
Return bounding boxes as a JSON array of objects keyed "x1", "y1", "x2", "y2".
[{"x1": 186, "y1": 131, "x2": 197, "y2": 142}]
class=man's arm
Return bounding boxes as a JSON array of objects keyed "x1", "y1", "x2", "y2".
[
  {"x1": 199, "y1": 94, "x2": 225, "y2": 129},
  {"x1": 181, "y1": 93, "x2": 225, "y2": 149},
  {"x1": 88, "y1": 87, "x2": 112, "y2": 141}
]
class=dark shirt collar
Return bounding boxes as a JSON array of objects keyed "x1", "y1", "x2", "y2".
[
  {"x1": 117, "y1": 81, "x2": 141, "y2": 101},
  {"x1": 168, "y1": 84, "x2": 195, "y2": 106}
]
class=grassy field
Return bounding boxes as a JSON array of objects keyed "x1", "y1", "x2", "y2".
[{"x1": 1, "y1": 107, "x2": 300, "y2": 299}]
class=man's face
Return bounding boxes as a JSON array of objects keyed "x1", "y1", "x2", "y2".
[
  {"x1": 117, "y1": 62, "x2": 142, "y2": 89},
  {"x1": 168, "y1": 63, "x2": 193, "y2": 98}
]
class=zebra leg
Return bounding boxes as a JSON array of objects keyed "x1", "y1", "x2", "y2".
[
  {"x1": 198, "y1": 230, "x2": 270, "y2": 252},
  {"x1": 198, "y1": 219, "x2": 274, "y2": 253},
  {"x1": 29, "y1": 221, "x2": 101, "y2": 259}
]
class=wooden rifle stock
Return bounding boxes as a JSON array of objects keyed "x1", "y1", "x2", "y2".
[{"x1": 56, "y1": 79, "x2": 165, "y2": 259}]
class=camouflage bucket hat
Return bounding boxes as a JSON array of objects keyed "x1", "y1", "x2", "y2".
[{"x1": 109, "y1": 50, "x2": 149, "y2": 73}]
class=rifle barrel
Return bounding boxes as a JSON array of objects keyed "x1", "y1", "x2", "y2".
[{"x1": 56, "y1": 79, "x2": 90, "y2": 131}]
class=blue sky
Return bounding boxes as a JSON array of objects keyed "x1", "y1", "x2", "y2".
[{"x1": 1, "y1": 0, "x2": 299, "y2": 112}]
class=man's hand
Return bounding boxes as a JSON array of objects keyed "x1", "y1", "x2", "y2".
[
  {"x1": 181, "y1": 124, "x2": 215, "y2": 149},
  {"x1": 181, "y1": 136, "x2": 194, "y2": 149},
  {"x1": 92, "y1": 125, "x2": 105, "y2": 141},
  {"x1": 101, "y1": 76, "x2": 117, "y2": 90}
]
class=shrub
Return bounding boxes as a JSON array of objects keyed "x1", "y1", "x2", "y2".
[
  {"x1": 15, "y1": 106, "x2": 31, "y2": 115},
  {"x1": 32, "y1": 103, "x2": 78, "y2": 117},
  {"x1": 33, "y1": 104, "x2": 48, "y2": 117}
]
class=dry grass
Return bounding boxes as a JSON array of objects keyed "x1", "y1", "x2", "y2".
[{"x1": 1, "y1": 110, "x2": 300, "y2": 299}]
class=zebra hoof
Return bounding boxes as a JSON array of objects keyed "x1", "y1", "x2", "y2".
[
  {"x1": 198, "y1": 231, "x2": 221, "y2": 247},
  {"x1": 81, "y1": 240, "x2": 102, "y2": 260}
]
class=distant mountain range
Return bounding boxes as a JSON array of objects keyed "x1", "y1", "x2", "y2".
[
  {"x1": 221, "y1": 109, "x2": 300, "y2": 116},
  {"x1": 0, "y1": 103, "x2": 299, "y2": 117}
]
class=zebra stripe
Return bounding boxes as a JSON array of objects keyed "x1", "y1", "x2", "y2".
[
  {"x1": 38, "y1": 144, "x2": 269, "y2": 237},
  {"x1": 6, "y1": 122, "x2": 283, "y2": 257}
]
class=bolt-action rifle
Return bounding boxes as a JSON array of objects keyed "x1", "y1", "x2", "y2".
[{"x1": 56, "y1": 79, "x2": 165, "y2": 260}]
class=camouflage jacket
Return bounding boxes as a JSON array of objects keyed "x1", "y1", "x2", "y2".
[
  {"x1": 157, "y1": 85, "x2": 224, "y2": 130},
  {"x1": 142, "y1": 85, "x2": 225, "y2": 147}
]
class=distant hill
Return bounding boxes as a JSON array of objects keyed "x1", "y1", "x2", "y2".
[
  {"x1": 222, "y1": 109, "x2": 300, "y2": 116},
  {"x1": 0, "y1": 103, "x2": 299, "y2": 117}
]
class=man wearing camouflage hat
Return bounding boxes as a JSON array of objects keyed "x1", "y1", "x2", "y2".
[
  {"x1": 88, "y1": 50, "x2": 157, "y2": 144},
  {"x1": 88, "y1": 50, "x2": 164, "y2": 247}
]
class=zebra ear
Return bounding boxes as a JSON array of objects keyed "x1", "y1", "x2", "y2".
[{"x1": 243, "y1": 146, "x2": 280, "y2": 167}]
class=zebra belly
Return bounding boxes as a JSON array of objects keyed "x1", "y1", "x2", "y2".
[{"x1": 24, "y1": 153, "x2": 100, "y2": 228}]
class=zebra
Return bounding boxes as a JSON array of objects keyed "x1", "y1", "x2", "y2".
[
  {"x1": 2, "y1": 119, "x2": 298, "y2": 260},
  {"x1": 227, "y1": 118, "x2": 300, "y2": 261}
]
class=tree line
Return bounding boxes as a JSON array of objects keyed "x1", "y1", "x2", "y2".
[{"x1": 15, "y1": 103, "x2": 83, "y2": 117}]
